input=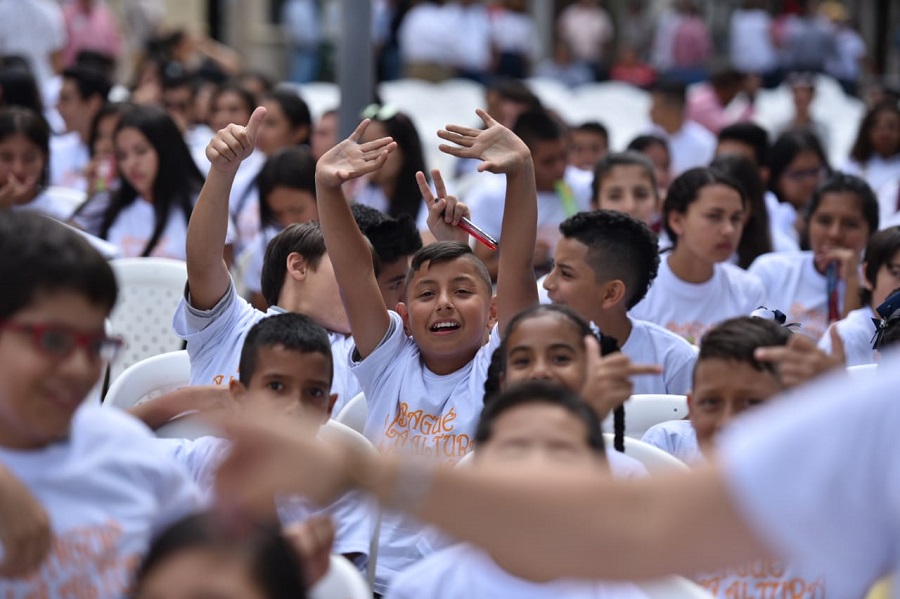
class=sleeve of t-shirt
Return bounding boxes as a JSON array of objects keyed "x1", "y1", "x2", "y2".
[
  {"x1": 349, "y1": 311, "x2": 411, "y2": 406},
  {"x1": 664, "y1": 348, "x2": 696, "y2": 396},
  {"x1": 173, "y1": 279, "x2": 248, "y2": 351},
  {"x1": 716, "y1": 366, "x2": 900, "y2": 580}
]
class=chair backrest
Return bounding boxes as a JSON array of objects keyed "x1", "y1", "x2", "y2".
[
  {"x1": 603, "y1": 394, "x2": 689, "y2": 439},
  {"x1": 308, "y1": 554, "x2": 372, "y2": 599},
  {"x1": 334, "y1": 392, "x2": 367, "y2": 434},
  {"x1": 605, "y1": 434, "x2": 689, "y2": 474},
  {"x1": 636, "y1": 576, "x2": 714, "y2": 599},
  {"x1": 102, "y1": 350, "x2": 191, "y2": 410},
  {"x1": 108, "y1": 257, "x2": 188, "y2": 383}
]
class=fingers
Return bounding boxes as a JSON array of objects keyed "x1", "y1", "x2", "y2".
[
  {"x1": 475, "y1": 107, "x2": 497, "y2": 128},
  {"x1": 437, "y1": 128, "x2": 476, "y2": 147},
  {"x1": 445, "y1": 122, "x2": 483, "y2": 137},
  {"x1": 438, "y1": 143, "x2": 469, "y2": 158},
  {"x1": 244, "y1": 106, "x2": 267, "y2": 139},
  {"x1": 358, "y1": 136, "x2": 396, "y2": 153},
  {"x1": 829, "y1": 326, "x2": 847, "y2": 365},
  {"x1": 444, "y1": 196, "x2": 468, "y2": 225},
  {"x1": 432, "y1": 169, "x2": 448, "y2": 199},
  {"x1": 348, "y1": 119, "x2": 371, "y2": 143},
  {"x1": 416, "y1": 171, "x2": 435, "y2": 204}
]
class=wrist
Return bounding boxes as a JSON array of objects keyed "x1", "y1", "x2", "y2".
[{"x1": 315, "y1": 173, "x2": 343, "y2": 191}]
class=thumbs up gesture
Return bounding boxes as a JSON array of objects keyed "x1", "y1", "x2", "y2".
[{"x1": 206, "y1": 106, "x2": 266, "y2": 174}]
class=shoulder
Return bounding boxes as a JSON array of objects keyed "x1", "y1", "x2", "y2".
[
  {"x1": 719, "y1": 262, "x2": 765, "y2": 290},
  {"x1": 748, "y1": 251, "x2": 808, "y2": 275}
]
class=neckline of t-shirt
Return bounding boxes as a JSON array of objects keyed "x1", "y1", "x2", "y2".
[{"x1": 661, "y1": 254, "x2": 720, "y2": 293}]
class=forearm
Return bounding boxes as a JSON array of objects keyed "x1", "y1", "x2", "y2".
[
  {"x1": 127, "y1": 386, "x2": 231, "y2": 430},
  {"x1": 358, "y1": 456, "x2": 765, "y2": 581},
  {"x1": 186, "y1": 168, "x2": 236, "y2": 309},
  {"x1": 496, "y1": 160, "x2": 538, "y2": 331}
]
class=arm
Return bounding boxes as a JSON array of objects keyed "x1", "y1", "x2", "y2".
[
  {"x1": 437, "y1": 109, "x2": 538, "y2": 333},
  {"x1": 127, "y1": 386, "x2": 236, "y2": 430},
  {"x1": 0, "y1": 465, "x2": 51, "y2": 577},
  {"x1": 315, "y1": 120, "x2": 397, "y2": 358},
  {"x1": 186, "y1": 107, "x2": 265, "y2": 310},
  {"x1": 214, "y1": 411, "x2": 768, "y2": 581}
]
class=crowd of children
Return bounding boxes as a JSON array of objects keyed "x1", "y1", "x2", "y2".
[{"x1": 2, "y1": 55, "x2": 900, "y2": 598}]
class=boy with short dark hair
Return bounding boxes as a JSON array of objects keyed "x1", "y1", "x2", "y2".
[
  {"x1": 0, "y1": 211, "x2": 202, "y2": 593},
  {"x1": 543, "y1": 210, "x2": 697, "y2": 395},
  {"x1": 315, "y1": 109, "x2": 538, "y2": 592},
  {"x1": 162, "y1": 311, "x2": 373, "y2": 569},
  {"x1": 388, "y1": 380, "x2": 648, "y2": 598},
  {"x1": 569, "y1": 120, "x2": 609, "y2": 172}
]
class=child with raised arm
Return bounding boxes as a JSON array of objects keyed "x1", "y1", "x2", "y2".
[
  {"x1": 315, "y1": 109, "x2": 538, "y2": 592},
  {"x1": 172, "y1": 107, "x2": 363, "y2": 407}
]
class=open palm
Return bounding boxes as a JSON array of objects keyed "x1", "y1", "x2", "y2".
[{"x1": 317, "y1": 119, "x2": 397, "y2": 188}]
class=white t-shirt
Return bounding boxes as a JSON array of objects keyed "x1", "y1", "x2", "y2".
[
  {"x1": 749, "y1": 251, "x2": 845, "y2": 341},
  {"x1": 640, "y1": 419, "x2": 702, "y2": 465},
  {"x1": 159, "y1": 435, "x2": 372, "y2": 567},
  {"x1": 631, "y1": 256, "x2": 767, "y2": 345},
  {"x1": 729, "y1": 9, "x2": 777, "y2": 74},
  {"x1": 876, "y1": 179, "x2": 899, "y2": 229},
  {"x1": 398, "y1": 4, "x2": 453, "y2": 64},
  {"x1": 556, "y1": 3, "x2": 613, "y2": 63},
  {"x1": 717, "y1": 354, "x2": 900, "y2": 596},
  {"x1": 351, "y1": 183, "x2": 429, "y2": 230},
  {"x1": 49, "y1": 132, "x2": 89, "y2": 192},
  {"x1": 466, "y1": 170, "x2": 591, "y2": 256},
  {"x1": 651, "y1": 121, "x2": 716, "y2": 176},
  {"x1": 818, "y1": 306, "x2": 877, "y2": 367},
  {"x1": 490, "y1": 9, "x2": 540, "y2": 58},
  {"x1": 444, "y1": 3, "x2": 491, "y2": 71},
  {"x1": 387, "y1": 543, "x2": 649, "y2": 599},
  {"x1": 172, "y1": 281, "x2": 362, "y2": 406},
  {"x1": 621, "y1": 317, "x2": 697, "y2": 395},
  {"x1": 350, "y1": 310, "x2": 502, "y2": 591},
  {"x1": 841, "y1": 155, "x2": 900, "y2": 197},
  {"x1": 0, "y1": 403, "x2": 202, "y2": 596},
  {"x1": 10, "y1": 189, "x2": 80, "y2": 222}
]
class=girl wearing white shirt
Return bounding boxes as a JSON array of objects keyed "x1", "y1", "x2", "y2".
[
  {"x1": 74, "y1": 104, "x2": 205, "y2": 260},
  {"x1": 843, "y1": 101, "x2": 900, "y2": 194},
  {"x1": 819, "y1": 225, "x2": 900, "y2": 365},
  {"x1": 0, "y1": 107, "x2": 78, "y2": 222},
  {"x1": 631, "y1": 167, "x2": 767, "y2": 344},
  {"x1": 767, "y1": 129, "x2": 830, "y2": 245},
  {"x1": 750, "y1": 173, "x2": 879, "y2": 341}
]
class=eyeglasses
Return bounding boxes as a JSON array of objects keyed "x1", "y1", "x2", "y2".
[
  {"x1": 784, "y1": 166, "x2": 827, "y2": 181},
  {"x1": 0, "y1": 321, "x2": 124, "y2": 362},
  {"x1": 361, "y1": 103, "x2": 400, "y2": 121}
]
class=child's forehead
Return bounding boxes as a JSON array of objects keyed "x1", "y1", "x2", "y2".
[
  {"x1": 489, "y1": 403, "x2": 592, "y2": 446},
  {"x1": 509, "y1": 312, "x2": 584, "y2": 346},
  {"x1": 602, "y1": 164, "x2": 654, "y2": 184},
  {"x1": 253, "y1": 346, "x2": 332, "y2": 380},
  {"x1": 409, "y1": 257, "x2": 489, "y2": 288}
]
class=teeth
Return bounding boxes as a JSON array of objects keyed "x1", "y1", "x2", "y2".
[{"x1": 432, "y1": 322, "x2": 459, "y2": 330}]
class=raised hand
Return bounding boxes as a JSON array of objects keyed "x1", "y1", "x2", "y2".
[
  {"x1": 316, "y1": 119, "x2": 397, "y2": 189},
  {"x1": 754, "y1": 328, "x2": 845, "y2": 389},
  {"x1": 206, "y1": 106, "x2": 266, "y2": 174},
  {"x1": 0, "y1": 173, "x2": 38, "y2": 209},
  {"x1": 418, "y1": 169, "x2": 471, "y2": 244},
  {"x1": 580, "y1": 335, "x2": 662, "y2": 420},
  {"x1": 438, "y1": 109, "x2": 531, "y2": 175}
]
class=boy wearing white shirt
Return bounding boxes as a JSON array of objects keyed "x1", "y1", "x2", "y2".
[
  {"x1": 542, "y1": 210, "x2": 696, "y2": 396},
  {"x1": 161, "y1": 312, "x2": 373, "y2": 570},
  {"x1": 315, "y1": 110, "x2": 539, "y2": 592},
  {"x1": 0, "y1": 212, "x2": 202, "y2": 594},
  {"x1": 648, "y1": 79, "x2": 716, "y2": 176},
  {"x1": 388, "y1": 381, "x2": 649, "y2": 599}
]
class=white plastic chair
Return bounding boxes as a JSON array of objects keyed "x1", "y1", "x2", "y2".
[
  {"x1": 102, "y1": 350, "x2": 191, "y2": 410},
  {"x1": 108, "y1": 257, "x2": 188, "y2": 383},
  {"x1": 605, "y1": 434, "x2": 689, "y2": 474},
  {"x1": 334, "y1": 392, "x2": 367, "y2": 434},
  {"x1": 847, "y1": 363, "x2": 878, "y2": 378},
  {"x1": 603, "y1": 394, "x2": 689, "y2": 439},
  {"x1": 636, "y1": 576, "x2": 714, "y2": 599},
  {"x1": 309, "y1": 554, "x2": 371, "y2": 599}
]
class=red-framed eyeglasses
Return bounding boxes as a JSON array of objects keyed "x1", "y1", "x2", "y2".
[{"x1": 0, "y1": 320, "x2": 124, "y2": 362}]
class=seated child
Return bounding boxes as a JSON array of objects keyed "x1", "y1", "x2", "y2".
[
  {"x1": 388, "y1": 381, "x2": 649, "y2": 599},
  {"x1": 0, "y1": 211, "x2": 202, "y2": 595},
  {"x1": 640, "y1": 314, "x2": 864, "y2": 599},
  {"x1": 590, "y1": 151, "x2": 660, "y2": 229},
  {"x1": 543, "y1": 210, "x2": 697, "y2": 395},
  {"x1": 750, "y1": 173, "x2": 879, "y2": 341},
  {"x1": 133, "y1": 512, "x2": 307, "y2": 599},
  {"x1": 160, "y1": 313, "x2": 373, "y2": 569},
  {"x1": 315, "y1": 110, "x2": 539, "y2": 592},
  {"x1": 819, "y1": 226, "x2": 900, "y2": 365},
  {"x1": 873, "y1": 288, "x2": 900, "y2": 353},
  {"x1": 568, "y1": 121, "x2": 609, "y2": 173},
  {"x1": 631, "y1": 167, "x2": 767, "y2": 344}
]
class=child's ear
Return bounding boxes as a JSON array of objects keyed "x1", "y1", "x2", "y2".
[
  {"x1": 487, "y1": 294, "x2": 498, "y2": 326},
  {"x1": 600, "y1": 280, "x2": 627, "y2": 309},
  {"x1": 668, "y1": 211, "x2": 685, "y2": 238},
  {"x1": 324, "y1": 393, "x2": 338, "y2": 422},
  {"x1": 229, "y1": 378, "x2": 248, "y2": 404},
  {"x1": 286, "y1": 252, "x2": 308, "y2": 283},
  {"x1": 397, "y1": 302, "x2": 412, "y2": 336},
  {"x1": 861, "y1": 262, "x2": 873, "y2": 291},
  {"x1": 686, "y1": 391, "x2": 694, "y2": 416}
]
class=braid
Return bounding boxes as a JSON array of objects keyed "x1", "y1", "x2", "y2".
[{"x1": 613, "y1": 405, "x2": 625, "y2": 453}]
